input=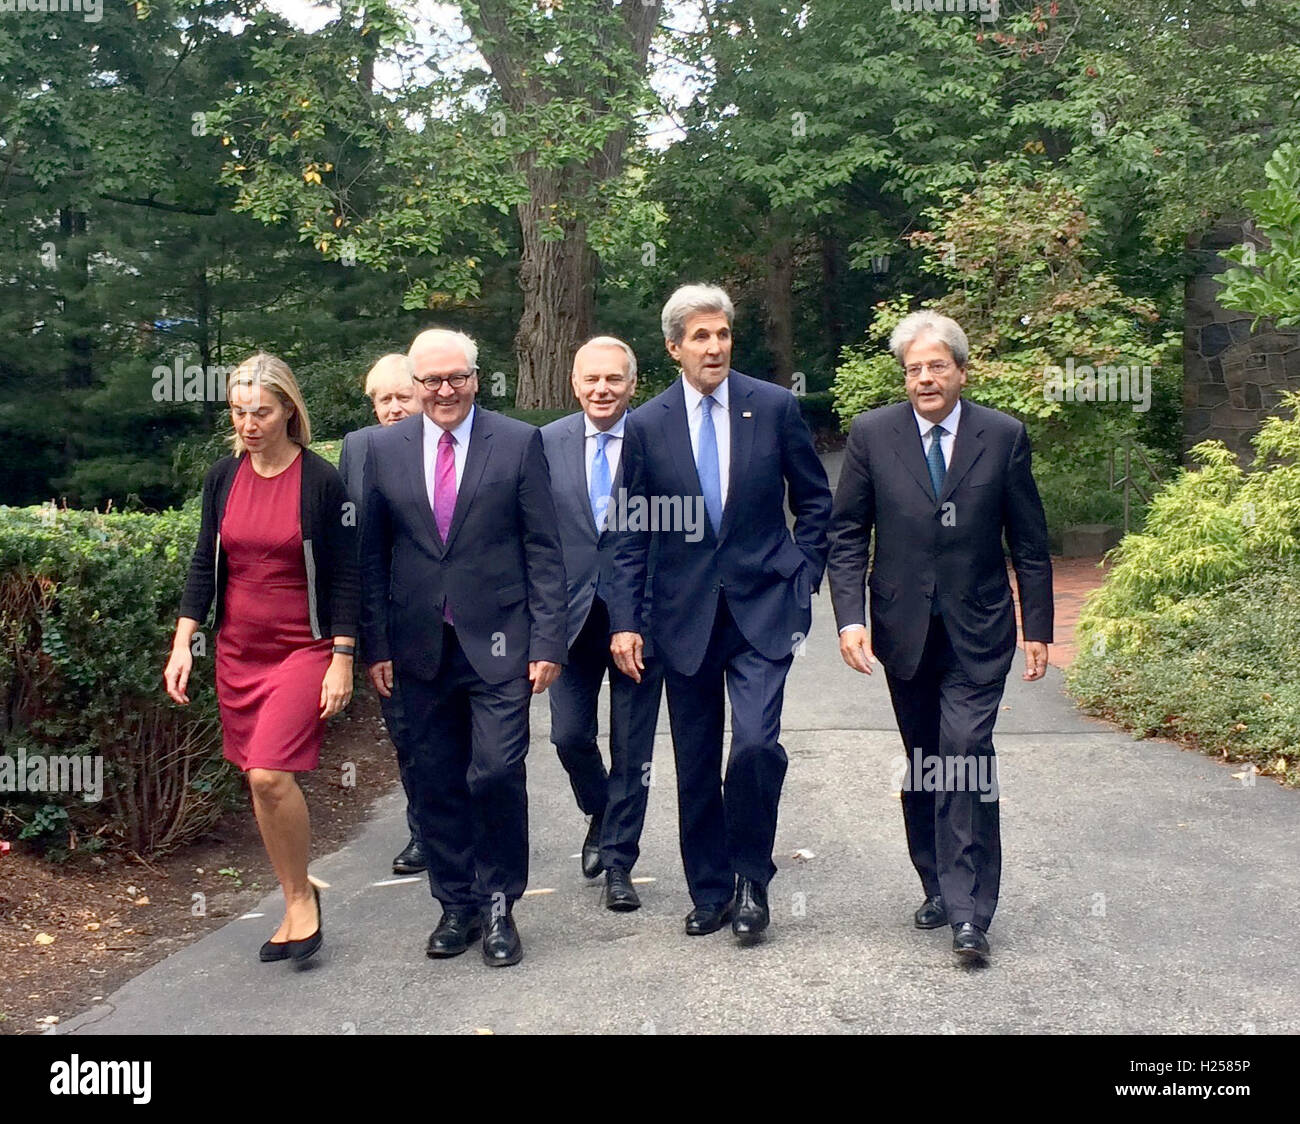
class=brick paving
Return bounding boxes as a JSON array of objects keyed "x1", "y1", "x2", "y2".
[{"x1": 1012, "y1": 555, "x2": 1111, "y2": 669}]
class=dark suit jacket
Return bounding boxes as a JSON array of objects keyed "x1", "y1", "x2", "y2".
[
  {"x1": 539, "y1": 409, "x2": 654, "y2": 656},
  {"x1": 338, "y1": 424, "x2": 381, "y2": 508},
  {"x1": 827, "y1": 399, "x2": 1053, "y2": 685},
  {"x1": 607, "y1": 371, "x2": 832, "y2": 677},
  {"x1": 359, "y1": 408, "x2": 568, "y2": 684}
]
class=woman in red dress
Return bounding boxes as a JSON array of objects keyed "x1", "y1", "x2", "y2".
[{"x1": 165, "y1": 353, "x2": 358, "y2": 964}]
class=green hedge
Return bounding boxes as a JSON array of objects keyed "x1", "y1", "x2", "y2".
[
  {"x1": 0, "y1": 502, "x2": 234, "y2": 855},
  {"x1": 1068, "y1": 392, "x2": 1300, "y2": 784}
]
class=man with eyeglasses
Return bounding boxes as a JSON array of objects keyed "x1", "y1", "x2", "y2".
[
  {"x1": 826, "y1": 310, "x2": 1053, "y2": 963},
  {"x1": 359, "y1": 328, "x2": 567, "y2": 968}
]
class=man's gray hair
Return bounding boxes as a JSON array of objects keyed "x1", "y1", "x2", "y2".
[
  {"x1": 661, "y1": 284, "x2": 735, "y2": 345},
  {"x1": 363, "y1": 353, "x2": 415, "y2": 397},
  {"x1": 889, "y1": 311, "x2": 970, "y2": 369},
  {"x1": 409, "y1": 328, "x2": 479, "y2": 371},
  {"x1": 575, "y1": 336, "x2": 638, "y2": 380}
]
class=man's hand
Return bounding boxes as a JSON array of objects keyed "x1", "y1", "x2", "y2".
[
  {"x1": 839, "y1": 625, "x2": 877, "y2": 675},
  {"x1": 529, "y1": 660, "x2": 561, "y2": 694},
  {"x1": 368, "y1": 660, "x2": 394, "y2": 698},
  {"x1": 1023, "y1": 641, "x2": 1048, "y2": 682},
  {"x1": 610, "y1": 631, "x2": 644, "y2": 683}
]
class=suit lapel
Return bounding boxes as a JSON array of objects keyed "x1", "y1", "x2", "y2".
[
  {"x1": 891, "y1": 403, "x2": 939, "y2": 504},
  {"x1": 402, "y1": 414, "x2": 445, "y2": 557},
  {"x1": 443, "y1": 407, "x2": 492, "y2": 552},
  {"x1": 570, "y1": 413, "x2": 600, "y2": 539},
  {"x1": 718, "y1": 373, "x2": 752, "y2": 543},
  {"x1": 938, "y1": 401, "x2": 985, "y2": 504}
]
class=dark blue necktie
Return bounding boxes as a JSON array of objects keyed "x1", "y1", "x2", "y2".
[
  {"x1": 698, "y1": 395, "x2": 722, "y2": 534},
  {"x1": 590, "y1": 431, "x2": 613, "y2": 529},
  {"x1": 926, "y1": 425, "x2": 947, "y2": 498}
]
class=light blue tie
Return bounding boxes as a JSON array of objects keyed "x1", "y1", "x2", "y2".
[
  {"x1": 590, "y1": 431, "x2": 613, "y2": 530},
  {"x1": 698, "y1": 394, "x2": 722, "y2": 535},
  {"x1": 926, "y1": 425, "x2": 947, "y2": 499}
]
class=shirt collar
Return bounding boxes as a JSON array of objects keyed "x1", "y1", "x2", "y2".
[
  {"x1": 584, "y1": 411, "x2": 627, "y2": 440},
  {"x1": 424, "y1": 404, "x2": 476, "y2": 447},
  {"x1": 681, "y1": 373, "x2": 729, "y2": 413},
  {"x1": 913, "y1": 398, "x2": 961, "y2": 437}
]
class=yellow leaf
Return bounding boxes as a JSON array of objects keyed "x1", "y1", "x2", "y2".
[{"x1": 34, "y1": 933, "x2": 55, "y2": 945}]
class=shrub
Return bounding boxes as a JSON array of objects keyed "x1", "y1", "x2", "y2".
[
  {"x1": 1068, "y1": 394, "x2": 1300, "y2": 782},
  {"x1": 0, "y1": 502, "x2": 236, "y2": 855}
]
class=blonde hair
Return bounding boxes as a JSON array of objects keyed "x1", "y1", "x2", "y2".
[
  {"x1": 225, "y1": 352, "x2": 312, "y2": 453},
  {"x1": 364, "y1": 353, "x2": 415, "y2": 398}
]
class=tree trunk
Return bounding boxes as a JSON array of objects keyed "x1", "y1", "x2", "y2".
[
  {"x1": 764, "y1": 234, "x2": 795, "y2": 388},
  {"x1": 512, "y1": 165, "x2": 595, "y2": 409},
  {"x1": 821, "y1": 227, "x2": 844, "y2": 364}
]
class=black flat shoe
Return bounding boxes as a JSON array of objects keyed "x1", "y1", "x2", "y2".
[
  {"x1": 581, "y1": 814, "x2": 604, "y2": 879},
  {"x1": 603, "y1": 867, "x2": 641, "y2": 912},
  {"x1": 259, "y1": 938, "x2": 290, "y2": 962},
  {"x1": 952, "y1": 922, "x2": 990, "y2": 960},
  {"x1": 914, "y1": 895, "x2": 947, "y2": 929},
  {"x1": 392, "y1": 837, "x2": 428, "y2": 875},
  {"x1": 285, "y1": 884, "x2": 323, "y2": 962},
  {"x1": 685, "y1": 901, "x2": 734, "y2": 936},
  {"x1": 481, "y1": 910, "x2": 523, "y2": 967},
  {"x1": 731, "y1": 877, "x2": 770, "y2": 941},
  {"x1": 426, "y1": 908, "x2": 482, "y2": 958}
]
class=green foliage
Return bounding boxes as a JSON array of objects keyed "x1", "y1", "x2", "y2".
[
  {"x1": 1219, "y1": 142, "x2": 1300, "y2": 328},
  {"x1": 1069, "y1": 395, "x2": 1300, "y2": 781},
  {"x1": 0, "y1": 503, "x2": 236, "y2": 855},
  {"x1": 831, "y1": 165, "x2": 1179, "y2": 535}
]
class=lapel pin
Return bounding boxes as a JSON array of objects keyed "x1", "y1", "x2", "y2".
[{"x1": 742, "y1": 411, "x2": 752, "y2": 418}]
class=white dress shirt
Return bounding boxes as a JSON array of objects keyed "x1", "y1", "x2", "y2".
[
  {"x1": 913, "y1": 399, "x2": 961, "y2": 469},
  {"x1": 423, "y1": 405, "x2": 475, "y2": 512},
  {"x1": 682, "y1": 375, "x2": 731, "y2": 509},
  {"x1": 583, "y1": 411, "x2": 626, "y2": 492}
]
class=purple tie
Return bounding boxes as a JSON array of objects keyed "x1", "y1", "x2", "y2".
[
  {"x1": 434, "y1": 430, "x2": 456, "y2": 623},
  {"x1": 434, "y1": 429, "x2": 456, "y2": 541}
]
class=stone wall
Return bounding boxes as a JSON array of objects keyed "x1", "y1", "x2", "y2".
[{"x1": 1183, "y1": 219, "x2": 1300, "y2": 464}]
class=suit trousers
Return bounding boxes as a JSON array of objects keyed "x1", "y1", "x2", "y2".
[
  {"x1": 884, "y1": 614, "x2": 1005, "y2": 930},
  {"x1": 394, "y1": 624, "x2": 531, "y2": 911},
  {"x1": 662, "y1": 591, "x2": 792, "y2": 907},
  {"x1": 549, "y1": 596, "x2": 664, "y2": 872},
  {"x1": 378, "y1": 691, "x2": 421, "y2": 844}
]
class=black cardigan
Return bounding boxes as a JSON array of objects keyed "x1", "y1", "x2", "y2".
[{"x1": 179, "y1": 447, "x2": 359, "y2": 639}]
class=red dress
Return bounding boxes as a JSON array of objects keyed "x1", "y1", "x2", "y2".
[{"x1": 216, "y1": 453, "x2": 333, "y2": 772}]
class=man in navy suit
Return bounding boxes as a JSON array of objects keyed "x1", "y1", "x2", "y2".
[
  {"x1": 609, "y1": 285, "x2": 832, "y2": 942},
  {"x1": 540, "y1": 337, "x2": 665, "y2": 911},
  {"x1": 360, "y1": 328, "x2": 567, "y2": 967},
  {"x1": 827, "y1": 310, "x2": 1053, "y2": 961},
  {"x1": 338, "y1": 353, "x2": 425, "y2": 876}
]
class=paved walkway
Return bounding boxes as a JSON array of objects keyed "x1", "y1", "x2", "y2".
[{"x1": 59, "y1": 458, "x2": 1299, "y2": 1036}]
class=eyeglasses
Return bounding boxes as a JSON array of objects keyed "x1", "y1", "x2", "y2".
[
  {"x1": 412, "y1": 371, "x2": 474, "y2": 390},
  {"x1": 904, "y1": 361, "x2": 956, "y2": 378}
]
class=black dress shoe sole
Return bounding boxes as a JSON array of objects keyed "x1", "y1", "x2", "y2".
[
  {"x1": 685, "y1": 906, "x2": 734, "y2": 936},
  {"x1": 605, "y1": 895, "x2": 641, "y2": 912},
  {"x1": 393, "y1": 860, "x2": 428, "y2": 875},
  {"x1": 482, "y1": 945, "x2": 523, "y2": 967}
]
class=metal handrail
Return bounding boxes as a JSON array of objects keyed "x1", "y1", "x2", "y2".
[{"x1": 1109, "y1": 438, "x2": 1163, "y2": 533}]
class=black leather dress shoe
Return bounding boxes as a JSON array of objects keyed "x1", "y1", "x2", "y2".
[
  {"x1": 604, "y1": 867, "x2": 641, "y2": 912},
  {"x1": 914, "y1": 895, "x2": 947, "y2": 929},
  {"x1": 581, "y1": 815, "x2": 604, "y2": 879},
  {"x1": 952, "y1": 922, "x2": 990, "y2": 959},
  {"x1": 685, "y1": 901, "x2": 734, "y2": 936},
  {"x1": 731, "y1": 877, "x2": 770, "y2": 940},
  {"x1": 426, "y1": 908, "x2": 482, "y2": 958},
  {"x1": 392, "y1": 837, "x2": 428, "y2": 875},
  {"x1": 481, "y1": 910, "x2": 523, "y2": 967}
]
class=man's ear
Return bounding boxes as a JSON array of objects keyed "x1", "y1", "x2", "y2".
[{"x1": 665, "y1": 338, "x2": 681, "y2": 364}]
